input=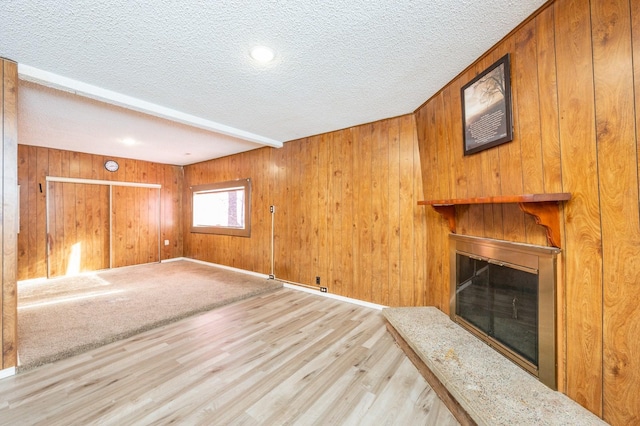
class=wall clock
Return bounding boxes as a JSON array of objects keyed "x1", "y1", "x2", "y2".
[{"x1": 104, "y1": 160, "x2": 119, "y2": 172}]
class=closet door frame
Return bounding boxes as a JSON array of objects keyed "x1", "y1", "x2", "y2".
[{"x1": 45, "y1": 176, "x2": 161, "y2": 278}]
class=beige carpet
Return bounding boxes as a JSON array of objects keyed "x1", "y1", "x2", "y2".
[{"x1": 18, "y1": 260, "x2": 282, "y2": 371}]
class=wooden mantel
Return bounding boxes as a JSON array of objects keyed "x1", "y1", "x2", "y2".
[{"x1": 418, "y1": 193, "x2": 571, "y2": 248}]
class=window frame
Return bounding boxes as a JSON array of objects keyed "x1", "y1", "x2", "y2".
[{"x1": 190, "y1": 178, "x2": 251, "y2": 237}]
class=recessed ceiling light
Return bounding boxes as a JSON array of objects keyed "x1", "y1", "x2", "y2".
[
  {"x1": 250, "y1": 46, "x2": 275, "y2": 63},
  {"x1": 122, "y1": 137, "x2": 136, "y2": 146}
]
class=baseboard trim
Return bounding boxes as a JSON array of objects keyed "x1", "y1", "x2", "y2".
[
  {"x1": 282, "y1": 283, "x2": 386, "y2": 310},
  {"x1": 173, "y1": 257, "x2": 270, "y2": 279},
  {"x1": 0, "y1": 367, "x2": 16, "y2": 380},
  {"x1": 167, "y1": 258, "x2": 385, "y2": 310},
  {"x1": 161, "y1": 257, "x2": 186, "y2": 264}
]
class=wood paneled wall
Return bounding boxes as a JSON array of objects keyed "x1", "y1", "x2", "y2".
[
  {"x1": 415, "y1": 0, "x2": 639, "y2": 424},
  {"x1": 183, "y1": 115, "x2": 428, "y2": 307},
  {"x1": 17, "y1": 145, "x2": 184, "y2": 280},
  {"x1": 1, "y1": 58, "x2": 18, "y2": 370}
]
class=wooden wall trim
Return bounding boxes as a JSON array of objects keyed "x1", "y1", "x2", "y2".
[
  {"x1": 46, "y1": 176, "x2": 162, "y2": 188},
  {"x1": 2, "y1": 58, "x2": 18, "y2": 369}
]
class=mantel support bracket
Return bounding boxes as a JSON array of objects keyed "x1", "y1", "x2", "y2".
[
  {"x1": 517, "y1": 201, "x2": 563, "y2": 248},
  {"x1": 432, "y1": 205, "x2": 456, "y2": 234}
]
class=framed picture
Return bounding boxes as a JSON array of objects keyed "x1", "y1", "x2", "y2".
[{"x1": 461, "y1": 54, "x2": 513, "y2": 155}]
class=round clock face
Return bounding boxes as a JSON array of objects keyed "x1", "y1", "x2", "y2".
[{"x1": 104, "y1": 160, "x2": 119, "y2": 172}]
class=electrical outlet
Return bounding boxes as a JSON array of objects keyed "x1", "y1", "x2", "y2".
[
  {"x1": 320, "y1": 287, "x2": 328, "y2": 293},
  {"x1": 270, "y1": 205, "x2": 275, "y2": 213},
  {"x1": 315, "y1": 276, "x2": 320, "y2": 285}
]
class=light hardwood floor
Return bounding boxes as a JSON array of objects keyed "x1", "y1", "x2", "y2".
[{"x1": 0, "y1": 288, "x2": 458, "y2": 425}]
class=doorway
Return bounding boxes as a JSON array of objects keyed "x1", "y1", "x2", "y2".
[{"x1": 46, "y1": 177, "x2": 161, "y2": 278}]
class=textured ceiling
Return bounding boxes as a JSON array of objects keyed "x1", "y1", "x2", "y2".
[{"x1": 0, "y1": 0, "x2": 547, "y2": 166}]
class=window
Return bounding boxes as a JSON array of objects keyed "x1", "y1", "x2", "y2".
[{"x1": 190, "y1": 178, "x2": 251, "y2": 237}]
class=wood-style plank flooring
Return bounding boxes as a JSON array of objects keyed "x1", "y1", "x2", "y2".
[{"x1": 0, "y1": 288, "x2": 458, "y2": 425}]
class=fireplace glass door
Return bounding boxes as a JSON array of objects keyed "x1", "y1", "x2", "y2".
[
  {"x1": 450, "y1": 234, "x2": 559, "y2": 389},
  {"x1": 456, "y1": 254, "x2": 538, "y2": 366}
]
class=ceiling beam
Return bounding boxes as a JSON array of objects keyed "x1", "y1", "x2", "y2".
[{"x1": 18, "y1": 64, "x2": 283, "y2": 148}]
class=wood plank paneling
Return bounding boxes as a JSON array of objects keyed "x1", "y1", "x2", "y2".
[
  {"x1": 34, "y1": 148, "x2": 48, "y2": 278},
  {"x1": 497, "y1": 38, "x2": 528, "y2": 244},
  {"x1": 75, "y1": 163, "x2": 88, "y2": 269},
  {"x1": 398, "y1": 115, "x2": 416, "y2": 307},
  {"x1": 536, "y1": 6, "x2": 563, "y2": 196},
  {"x1": 314, "y1": 134, "x2": 325, "y2": 287},
  {"x1": 328, "y1": 131, "x2": 342, "y2": 294},
  {"x1": 17, "y1": 146, "x2": 183, "y2": 280},
  {"x1": 371, "y1": 120, "x2": 389, "y2": 305},
  {"x1": 419, "y1": 101, "x2": 437, "y2": 308},
  {"x1": 357, "y1": 125, "x2": 373, "y2": 302},
  {"x1": 339, "y1": 129, "x2": 354, "y2": 296},
  {"x1": 535, "y1": 6, "x2": 566, "y2": 391},
  {"x1": 433, "y1": 93, "x2": 450, "y2": 311},
  {"x1": 123, "y1": 161, "x2": 137, "y2": 266},
  {"x1": 411, "y1": 116, "x2": 427, "y2": 307},
  {"x1": 272, "y1": 143, "x2": 288, "y2": 278},
  {"x1": 298, "y1": 139, "x2": 312, "y2": 281},
  {"x1": 514, "y1": 20, "x2": 548, "y2": 247},
  {"x1": 62, "y1": 178, "x2": 77, "y2": 274},
  {"x1": 288, "y1": 141, "x2": 302, "y2": 281},
  {"x1": 439, "y1": 86, "x2": 460, "y2": 313},
  {"x1": 258, "y1": 148, "x2": 271, "y2": 271},
  {"x1": 387, "y1": 120, "x2": 401, "y2": 307},
  {"x1": 555, "y1": 0, "x2": 603, "y2": 416}
]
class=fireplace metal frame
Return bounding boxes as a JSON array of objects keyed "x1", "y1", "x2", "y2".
[{"x1": 449, "y1": 234, "x2": 560, "y2": 389}]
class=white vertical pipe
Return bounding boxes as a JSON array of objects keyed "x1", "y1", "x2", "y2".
[
  {"x1": 270, "y1": 205, "x2": 275, "y2": 278},
  {"x1": 157, "y1": 188, "x2": 161, "y2": 263}
]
